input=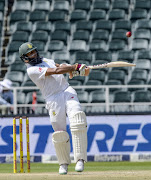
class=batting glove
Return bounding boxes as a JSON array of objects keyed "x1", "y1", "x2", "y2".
[{"x1": 75, "y1": 63, "x2": 87, "y2": 76}]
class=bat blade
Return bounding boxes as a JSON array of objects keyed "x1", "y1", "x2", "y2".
[{"x1": 88, "y1": 61, "x2": 136, "y2": 69}]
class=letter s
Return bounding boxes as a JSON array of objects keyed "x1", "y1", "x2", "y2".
[{"x1": 137, "y1": 124, "x2": 151, "y2": 151}]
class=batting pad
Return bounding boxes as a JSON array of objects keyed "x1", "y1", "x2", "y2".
[
  {"x1": 70, "y1": 111, "x2": 87, "y2": 162},
  {"x1": 52, "y1": 131, "x2": 71, "y2": 165}
]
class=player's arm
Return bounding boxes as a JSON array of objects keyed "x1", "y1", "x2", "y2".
[
  {"x1": 45, "y1": 63, "x2": 77, "y2": 76},
  {"x1": 69, "y1": 66, "x2": 90, "y2": 79}
]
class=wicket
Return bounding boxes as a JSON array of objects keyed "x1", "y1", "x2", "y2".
[{"x1": 13, "y1": 116, "x2": 30, "y2": 173}]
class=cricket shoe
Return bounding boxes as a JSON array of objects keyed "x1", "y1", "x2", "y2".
[
  {"x1": 59, "y1": 164, "x2": 68, "y2": 175},
  {"x1": 75, "y1": 159, "x2": 84, "y2": 172}
]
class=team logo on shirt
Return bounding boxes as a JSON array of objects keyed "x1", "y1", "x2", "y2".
[
  {"x1": 52, "y1": 110, "x2": 56, "y2": 116},
  {"x1": 39, "y1": 67, "x2": 42, "y2": 72}
]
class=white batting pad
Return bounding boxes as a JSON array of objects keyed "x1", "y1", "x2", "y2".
[
  {"x1": 52, "y1": 131, "x2": 71, "y2": 165},
  {"x1": 70, "y1": 111, "x2": 87, "y2": 162}
]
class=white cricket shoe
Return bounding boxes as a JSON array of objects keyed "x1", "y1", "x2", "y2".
[
  {"x1": 75, "y1": 159, "x2": 84, "y2": 172},
  {"x1": 59, "y1": 164, "x2": 68, "y2": 175}
]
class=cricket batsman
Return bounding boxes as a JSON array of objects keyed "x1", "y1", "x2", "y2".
[{"x1": 19, "y1": 42, "x2": 90, "y2": 175}]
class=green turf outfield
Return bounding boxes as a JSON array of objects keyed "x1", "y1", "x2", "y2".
[
  {"x1": 1, "y1": 162, "x2": 151, "y2": 180},
  {"x1": 0, "y1": 161, "x2": 151, "y2": 173}
]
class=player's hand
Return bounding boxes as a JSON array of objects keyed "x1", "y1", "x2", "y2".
[
  {"x1": 69, "y1": 66, "x2": 90, "y2": 79},
  {"x1": 76, "y1": 64, "x2": 90, "y2": 76},
  {"x1": 75, "y1": 63, "x2": 87, "y2": 76},
  {"x1": 69, "y1": 71, "x2": 79, "y2": 79}
]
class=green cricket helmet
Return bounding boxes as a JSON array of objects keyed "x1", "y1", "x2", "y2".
[{"x1": 19, "y1": 42, "x2": 42, "y2": 65}]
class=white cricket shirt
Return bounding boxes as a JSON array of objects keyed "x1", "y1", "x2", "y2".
[{"x1": 26, "y1": 58, "x2": 69, "y2": 101}]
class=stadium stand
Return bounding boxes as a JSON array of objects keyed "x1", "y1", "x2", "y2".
[
  {"x1": 108, "y1": 9, "x2": 126, "y2": 20},
  {"x1": 32, "y1": 0, "x2": 51, "y2": 12},
  {"x1": 89, "y1": 90, "x2": 105, "y2": 103},
  {"x1": 112, "y1": 0, "x2": 129, "y2": 12},
  {"x1": 30, "y1": 41, "x2": 46, "y2": 51},
  {"x1": 89, "y1": 40, "x2": 106, "y2": 51},
  {"x1": 34, "y1": 21, "x2": 51, "y2": 33},
  {"x1": 134, "y1": 29, "x2": 151, "y2": 41},
  {"x1": 1, "y1": 0, "x2": 151, "y2": 115},
  {"x1": 113, "y1": 91, "x2": 132, "y2": 112},
  {"x1": 9, "y1": 11, "x2": 28, "y2": 28},
  {"x1": 74, "y1": 51, "x2": 92, "y2": 64},
  {"x1": 95, "y1": 51, "x2": 112, "y2": 62},
  {"x1": 109, "y1": 39, "x2": 126, "y2": 51},
  {"x1": 93, "y1": 0, "x2": 110, "y2": 11},
  {"x1": 70, "y1": 10, "x2": 87, "y2": 22},
  {"x1": 134, "y1": 0, "x2": 151, "y2": 10},
  {"x1": 54, "y1": 21, "x2": 71, "y2": 34},
  {"x1": 21, "y1": 80, "x2": 36, "y2": 94},
  {"x1": 47, "y1": 40, "x2": 65, "y2": 52},
  {"x1": 89, "y1": 10, "x2": 106, "y2": 21},
  {"x1": 136, "y1": 49, "x2": 151, "y2": 60},
  {"x1": 108, "y1": 70, "x2": 126, "y2": 84},
  {"x1": 0, "y1": 0, "x2": 5, "y2": 73},
  {"x1": 92, "y1": 30, "x2": 109, "y2": 42},
  {"x1": 74, "y1": 0, "x2": 91, "y2": 12},
  {"x1": 114, "y1": 20, "x2": 131, "y2": 31},
  {"x1": 29, "y1": 10, "x2": 47, "y2": 22},
  {"x1": 68, "y1": 79, "x2": 82, "y2": 86},
  {"x1": 105, "y1": 80, "x2": 122, "y2": 92},
  {"x1": 128, "y1": 79, "x2": 145, "y2": 92},
  {"x1": 17, "y1": 91, "x2": 26, "y2": 104},
  {"x1": 130, "y1": 69, "x2": 148, "y2": 83},
  {"x1": 31, "y1": 31, "x2": 49, "y2": 43},
  {"x1": 51, "y1": 50, "x2": 70, "y2": 64},
  {"x1": 10, "y1": 31, "x2": 29, "y2": 42},
  {"x1": 133, "y1": 90, "x2": 151, "y2": 111},
  {"x1": 117, "y1": 50, "x2": 134, "y2": 63},
  {"x1": 12, "y1": 1, "x2": 32, "y2": 12},
  {"x1": 70, "y1": 40, "x2": 87, "y2": 52},
  {"x1": 95, "y1": 20, "x2": 112, "y2": 32},
  {"x1": 48, "y1": 10, "x2": 67, "y2": 22},
  {"x1": 85, "y1": 80, "x2": 102, "y2": 93},
  {"x1": 51, "y1": 30, "x2": 68, "y2": 44},
  {"x1": 130, "y1": 9, "x2": 148, "y2": 21},
  {"x1": 136, "y1": 59, "x2": 151, "y2": 72},
  {"x1": 77, "y1": 90, "x2": 89, "y2": 103},
  {"x1": 135, "y1": 19, "x2": 151, "y2": 30},
  {"x1": 53, "y1": 0, "x2": 70, "y2": 13},
  {"x1": 131, "y1": 39, "x2": 148, "y2": 50},
  {"x1": 5, "y1": 71, "x2": 24, "y2": 85},
  {"x1": 88, "y1": 70, "x2": 106, "y2": 84},
  {"x1": 114, "y1": 91, "x2": 132, "y2": 103},
  {"x1": 14, "y1": 21, "x2": 33, "y2": 34}
]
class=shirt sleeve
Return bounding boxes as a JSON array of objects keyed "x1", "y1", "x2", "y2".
[
  {"x1": 2, "y1": 91, "x2": 13, "y2": 104},
  {"x1": 27, "y1": 66, "x2": 48, "y2": 81},
  {"x1": 49, "y1": 59, "x2": 55, "y2": 65},
  {"x1": 47, "y1": 59, "x2": 56, "y2": 67},
  {"x1": 0, "y1": 96, "x2": 10, "y2": 105}
]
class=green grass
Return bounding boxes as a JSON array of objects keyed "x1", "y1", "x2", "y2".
[{"x1": 0, "y1": 161, "x2": 151, "y2": 173}]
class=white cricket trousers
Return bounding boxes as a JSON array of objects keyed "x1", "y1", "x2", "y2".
[{"x1": 46, "y1": 86, "x2": 82, "y2": 131}]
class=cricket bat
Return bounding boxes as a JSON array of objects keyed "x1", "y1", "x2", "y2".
[
  {"x1": 88, "y1": 61, "x2": 136, "y2": 69},
  {"x1": 69, "y1": 61, "x2": 136, "y2": 79}
]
